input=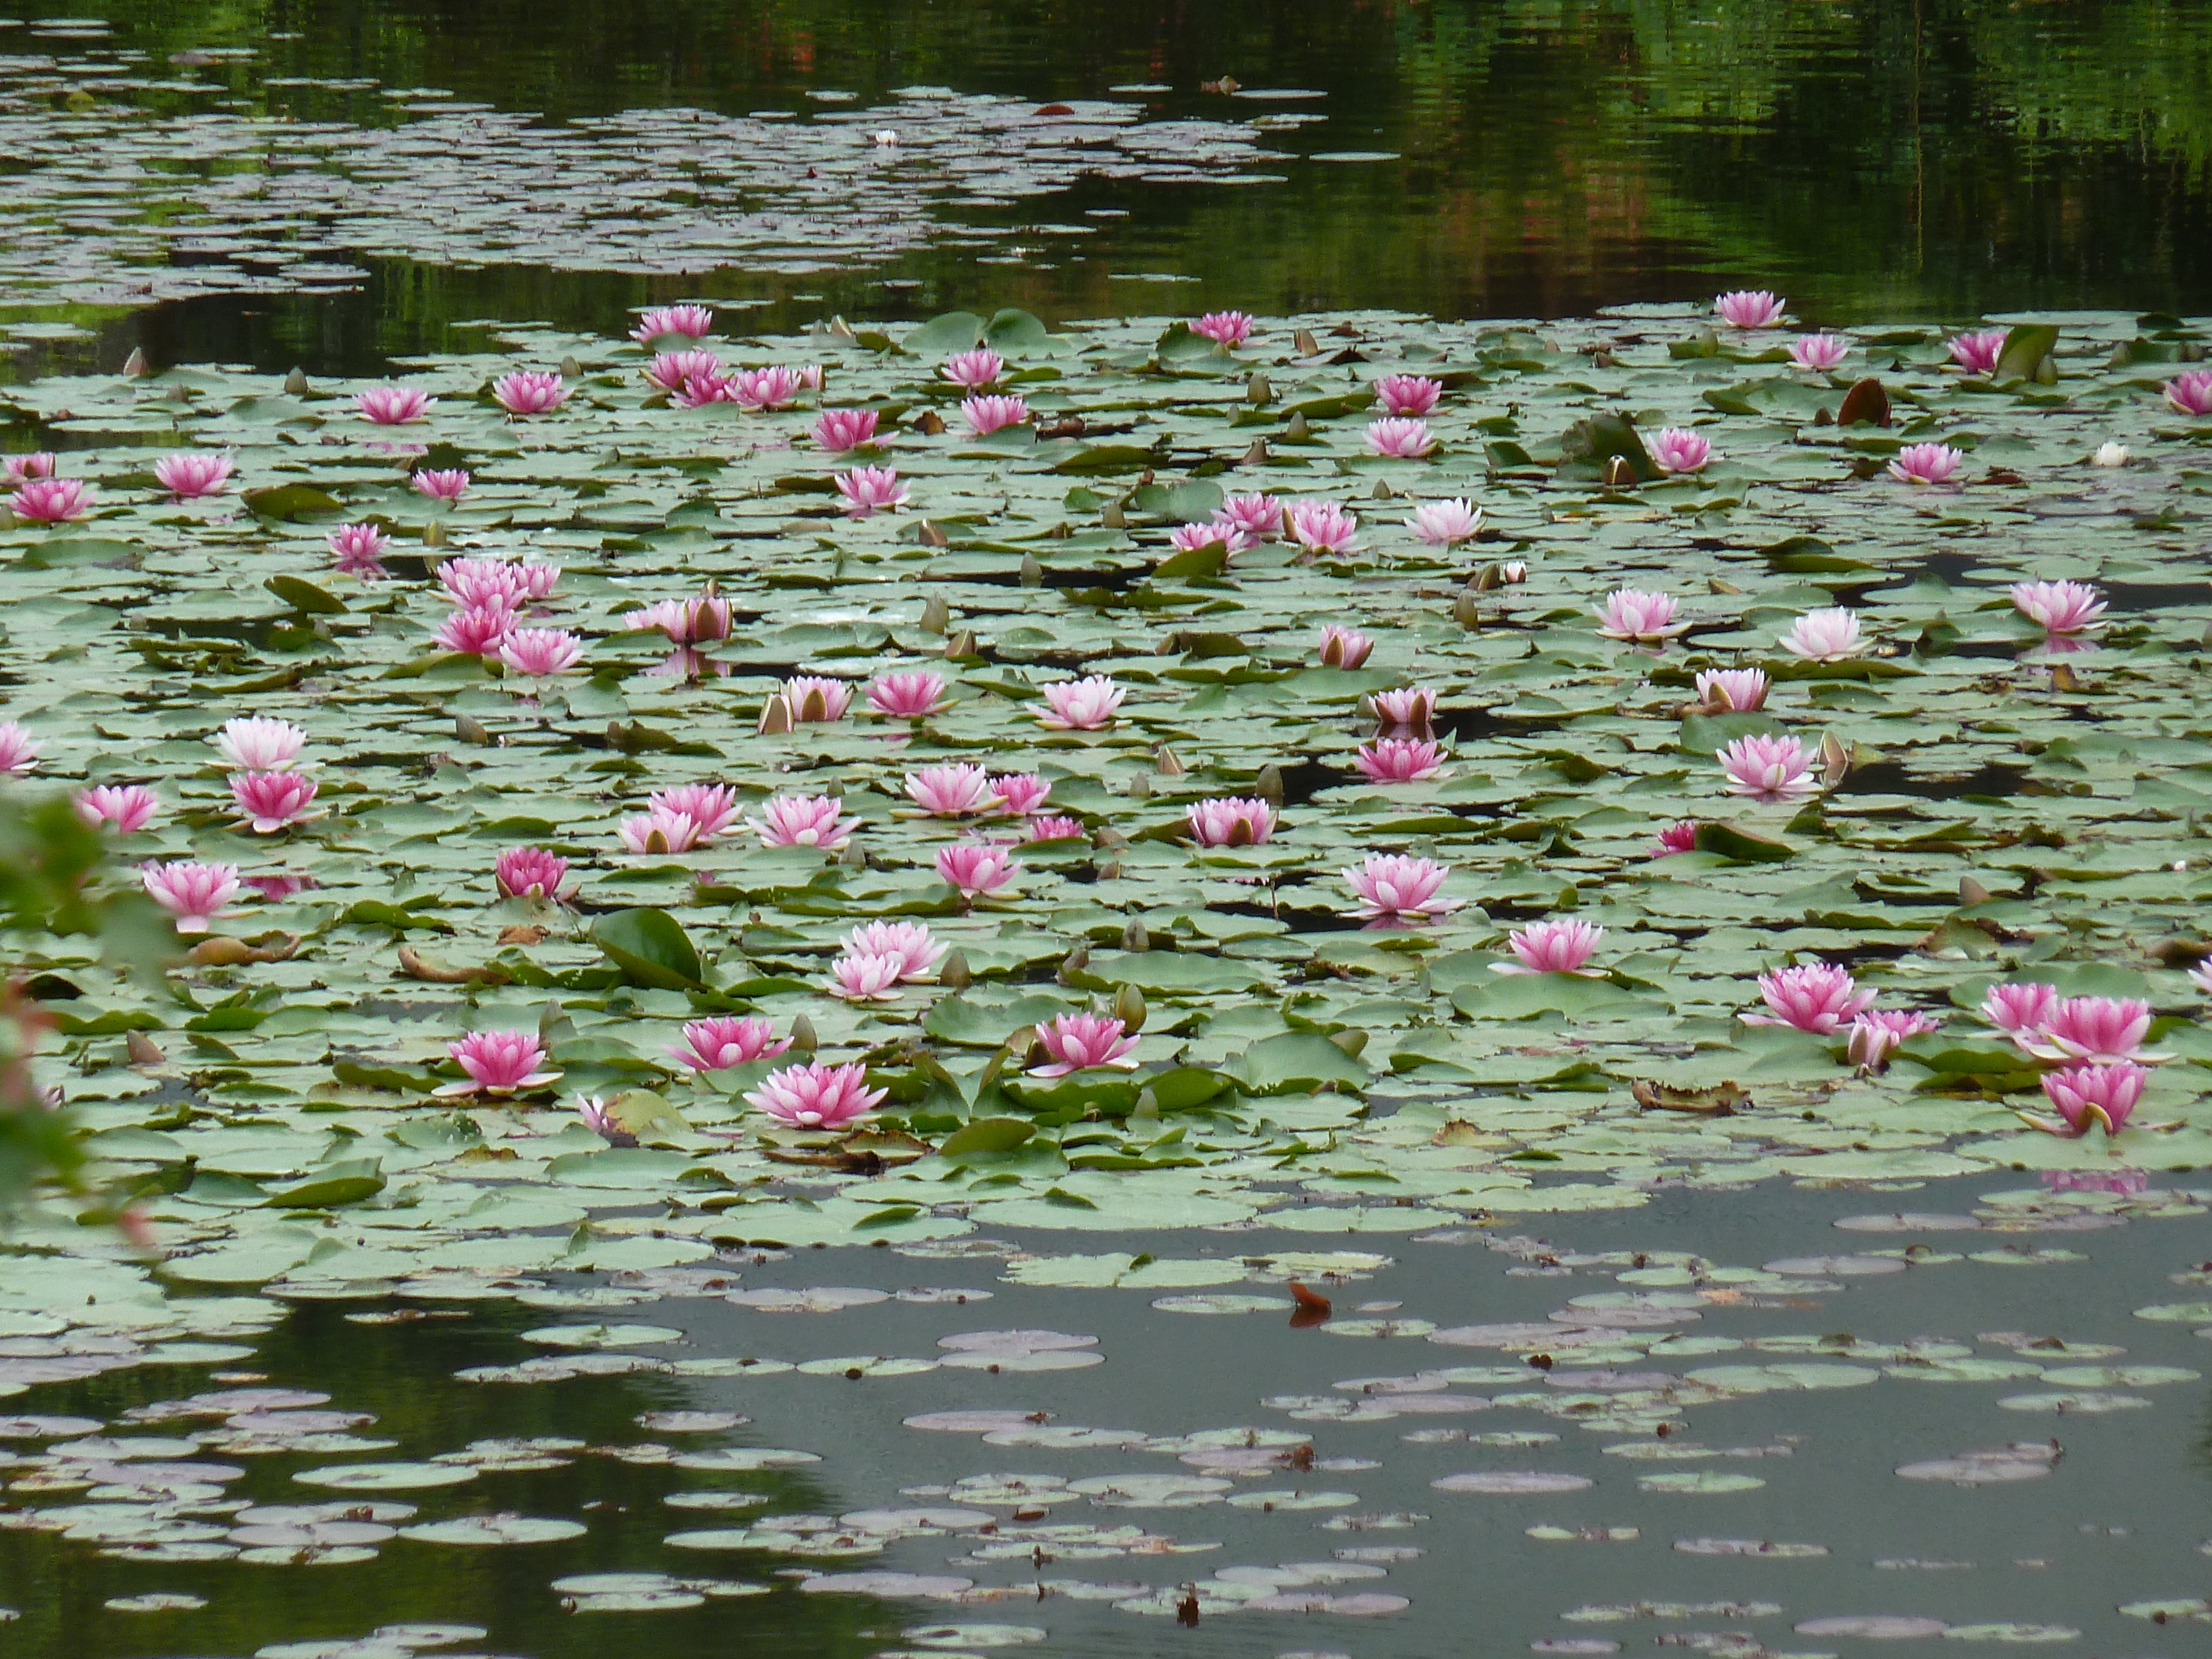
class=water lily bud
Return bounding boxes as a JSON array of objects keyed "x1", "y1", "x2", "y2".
[
  {"x1": 1284, "y1": 411, "x2": 1312, "y2": 443},
  {"x1": 1371, "y1": 478, "x2": 1394, "y2": 500},
  {"x1": 1100, "y1": 500, "x2": 1127, "y2": 529},
  {"x1": 2092, "y1": 442, "x2": 2129, "y2": 468},
  {"x1": 284, "y1": 366, "x2": 311, "y2": 395},
  {"x1": 423, "y1": 519, "x2": 448, "y2": 547},
  {"x1": 1959, "y1": 875, "x2": 1990, "y2": 906},
  {"x1": 1255, "y1": 763, "x2": 1284, "y2": 806},
  {"x1": 1819, "y1": 731, "x2": 1850, "y2": 789},
  {"x1": 1328, "y1": 1027, "x2": 1369, "y2": 1058},
  {"x1": 919, "y1": 593, "x2": 951, "y2": 634},
  {"x1": 1019, "y1": 553, "x2": 1043, "y2": 588},
  {"x1": 935, "y1": 950, "x2": 971, "y2": 991},
  {"x1": 1246, "y1": 372, "x2": 1272, "y2": 405},
  {"x1": 914, "y1": 409, "x2": 946, "y2": 435},
  {"x1": 122, "y1": 346, "x2": 149, "y2": 378},
  {"x1": 1056, "y1": 943, "x2": 1090, "y2": 986},
  {"x1": 1601, "y1": 455, "x2": 1635, "y2": 489},
  {"x1": 788, "y1": 1014, "x2": 817, "y2": 1055},
  {"x1": 1501, "y1": 560, "x2": 1528, "y2": 583},
  {"x1": 1120, "y1": 917, "x2": 1150, "y2": 954},
  {"x1": 1452, "y1": 586, "x2": 1483, "y2": 628},
  {"x1": 943, "y1": 629, "x2": 977, "y2": 660},
  {"x1": 1474, "y1": 564, "x2": 1503, "y2": 591},
  {"x1": 1127, "y1": 772, "x2": 1151, "y2": 800},
  {"x1": 126, "y1": 1029, "x2": 165, "y2": 1066},
  {"x1": 919, "y1": 519, "x2": 950, "y2": 547},
  {"x1": 756, "y1": 693, "x2": 794, "y2": 735},
  {"x1": 838, "y1": 840, "x2": 865, "y2": 865},
  {"x1": 1293, "y1": 328, "x2": 1321, "y2": 357},
  {"x1": 558, "y1": 355, "x2": 584, "y2": 380},
  {"x1": 1114, "y1": 983, "x2": 1148, "y2": 1030},
  {"x1": 1130, "y1": 1086, "x2": 1161, "y2": 1119},
  {"x1": 454, "y1": 713, "x2": 491, "y2": 745},
  {"x1": 1154, "y1": 744, "x2": 1186, "y2": 776},
  {"x1": 1846, "y1": 1018, "x2": 1900, "y2": 1073}
]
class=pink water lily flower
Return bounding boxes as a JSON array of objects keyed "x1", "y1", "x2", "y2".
[
  {"x1": 1948, "y1": 329, "x2": 2008, "y2": 373},
  {"x1": 493, "y1": 371, "x2": 569, "y2": 416},
  {"x1": 991, "y1": 773, "x2": 1052, "y2": 816},
  {"x1": 213, "y1": 716, "x2": 307, "y2": 771},
  {"x1": 229, "y1": 771, "x2": 319, "y2": 834},
  {"x1": 1980, "y1": 980, "x2": 2059, "y2": 1034},
  {"x1": 1191, "y1": 311, "x2": 1254, "y2": 346},
  {"x1": 625, "y1": 594, "x2": 732, "y2": 644},
  {"x1": 961, "y1": 394, "x2": 1029, "y2": 436},
  {"x1": 439, "y1": 557, "x2": 529, "y2": 609},
  {"x1": 1790, "y1": 334, "x2": 1850, "y2": 371},
  {"x1": 434, "y1": 604, "x2": 515, "y2": 657},
  {"x1": 1032, "y1": 674, "x2": 1124, "y2": 731},
  {"x1": 784, "y1": 675, "x2": 851, "y2": 723},
  {"x1": 1372, "y1": 686, "x2": 1436, "y2": 729},
  {"x1": 1846, "y1": 1008, "x2": 1941, "y2": 1071},
  {"x1": 1714, "y1": 290, "x2": 1787, "y2": 328},
  {"x1": 1215, "y1": 493, "x2": 1284, "y2": 541},
  {"x1": 1027, "y1": 815, "x2": 1086, "y2": 842},
  {"x1": 1169, "y1": 520, "x2": 1244, "y2": 555},
  {"x1": 1355, "y1": 737, "x2": 1447, "y2": 782},
  {"x1": 2167, "y1": 370, "x2": 2212, "y2": 416},
  {"x1": 0, "y1": 721, "x2": 38, "y2": 776},
  {"x1": 1651, "y1": 820, "x2": 1699, "y2": 857},
  {"x1": 1374, "y1": 374, "x2": 1442, "y2": 417},
  {"x1": 617, "y1": 804, "x2": 704, "y2": 854},
  {"x1": 868, "y1": 670, "x2": 950, "y2": 718},
  {"x1": 76, "y1": 785, "x2": 158, "y2": 833},
  {"x1": 438, "y1": 1030, "x2": 562, "y2": 1098},
  {"x1": 1029, "y1": 1012, "x2": 1139, "y2": 1076},
  {"x1": 644, "y1": 348, "x2": 723, "y2": 394},
  {"x1": 2190, "y1": 961, "x2": 2212, "y2": 999},
  {"x1": 749, "y1": 793, "x2": 861, "y2": 850},
  {"x1": 1288, "y1": 499, "x2": 1359, "y2": 557},
  {"x1": 828, "y1": 951, "x2": 906, "y2": 1002},
  {"x1": 1188, "y1": 796, "x2": 1275, "y2": 847},
  {"x1": 940, "y1": 348, "x2": 1004, "y2": 389},
  {"x1": 1406, "y1": 498, "x2": 1481, "y2": 545},
  {"x1": 414, "y1": 468, "x2": 470, "y2": 504},
  {"x1": 812, "y1": 408, "x2": 879, "y2": 452},
  {"x1": 845, "y1": 920, "x2": 946, "y2": 980},
  {"x1": 1694, "y1": 668, "x2": 1768, "y2": 712},
  {"x1": 1717, "y1": 733, "x2": 1818, "y2": 802},
  {"x1": 356, "y1": 385, "x2": 431, "y2": 424},
  {"x1": 499, "y1": 628, "x2": 585, "y2": 678},
  {"x1": 2010, "y1": 580, "x2": 2106, "y2": 635},
  {"x1": 154, "y1": 451, "x2": 234, "y2": 499},
  {"x1": 1889, "y1": 442, "x2": 1964, "y2": 484},
  {"x1": 632, "y1": 304, "x2": 716, "y2": 345},
  {"x1": 1597, "y1": 588, "x2": 1689, "y2": 644},
  {"x1": 671, "y1": 1015, "x2": 790, "y2": 1072},
  {"x1": 1319, "y1": 625, "x2": 1373, "y2": 669},
  {"x1": 1366, "y1": 418, "x2": 1436, "y2": 458},
  {"x1": 907, "y1": 763, "x2": 1001, "y2": 816},
  {"x1": 649, "y1": 783, "x2": 740, "y2": 840},
  {"x1": 1493, "y1": 918, "x2": 1603, "y2": 976},
  {"x1": 837, "y1": 465, "x2": 910, "y2": 517},
  {"x1": 1746, "y1": 961, "x2": 1877, "y2": 1033},
  {"x1": 936, "y1": 840, "x2": 1019, "y2": 898},
  {"x1": 11, "y1": 477, "x2": 91, "y2": 523},
  {"x1": 3, "y1": 452, "x2": 55, "y2": 482},
  {"x1": 1778, "y1": 607, "x2": 1864, "y2": 661},
  {"x1": 1648, "y1": 427, "x2": 1713, "y2": 474},
  {"x1": 669, "y1": 367, "x2": 739, "y2": 407},
  {"x1": 327, "y1": 522, "x2": 389, "y2": 578},
  {"x1": 745, "y1": 1060, "x2": 885, "y2": 1130},
  {"x1": 495, "y1": 846, "x2": 571, "y2": 901},
  {"x1": 2027, "y1": 1062, "x2": 2148, "y2": 1137},
  {"x1": 732, "y1": 365, "x2": 805, "y2": 411},
  {"x1": 140, "y1": 859, "x2": 242, "y2": 934},
  {"x1": 2017, "y1": 995, "x2": 2165, "y2": 1066},
  {"x1": 1343, "y1": 853, "x2": 1460, "y2": 923}
]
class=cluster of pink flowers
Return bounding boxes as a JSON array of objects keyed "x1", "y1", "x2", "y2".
[
  {"x1": 827, "y1": 921, "x2": 946, "y2": 1002},
  {"x1": 618, "y1": 782, "x2": 740, "y2": 854}
]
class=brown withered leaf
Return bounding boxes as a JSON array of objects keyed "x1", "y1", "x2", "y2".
[
  {"x1": 397, "y1": 945, "x2": 509, "y2": 985},
  {"x1": 1432, "y1": 1119, "x2": 1511, "y2": 1148},
  {"x1": 496, "y1": 925, "x2": 550, "y2": 945},
  {"x1": 1631, "y1": 1079, "x2": 1750, "y2": 1115},
  {"x1": 187, "y1": 932, "x2": 300, "y2": 967}
]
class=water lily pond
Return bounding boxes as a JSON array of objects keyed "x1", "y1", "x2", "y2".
[{"x1": 1, "y1": 294, "x2": 2210, "y2": 1653}]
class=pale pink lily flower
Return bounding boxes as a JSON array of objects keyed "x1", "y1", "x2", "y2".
[
  {"x1": 1405, "y1": 498, "x2": 1481, "y2": 545},
  {"x1": 745, "y1": 1060, "x2": 884, "y2": 1129},
  {"x1": 1597, "y1": 588, "x2": 1689, "y2": 644},
  {"x1": 434, "y1": 604, "x2": 516, "y2": 658},
  {"x1": 632, "y1": 305, "x2": 716, "y2": 345},
  {"x1": 936, "y1": 841, "x2": 1019, "y2": 898},
  {"x1": 749, "y1": 794, "x2": 860, "y2": 849},
  {"x1": 574, "y1": 1096, "x2": 622, "y2": 1141},
  {"x1": 784, "y1": 675, "x2": 851, "y2": 723},
  {"x1": 154, "y1": 451, "x2": 234, "y2": 499},
  {"x1": 2, "y1": 452, "x2": 55, "y2": 482},
  {"x1": 1648, "y1": 428, "x2": 1712, "y2": 474},
  {"x1": 1168, "y1": 520, "x2": 1245, "y2": 555},
  {"x1": 649, "y1": 784, "x2": 741, "y2": 840},
  {"x1": 837, "y1": 465, "x2": 910, "y2": 517},
  {"x1": 1374, "y1": 374, "x2": 1442, "y2": 416},
  {"x1": 414, "y1": 468, "x2": 470, "y2": 503},
  {"x1": 499, "y1": 628, "x2": 585, "y2": 678},
  {"x1": 625, "y1": 594, "x2": 733, "y2": 644},
  {"x1": 1746, "y1": 961, "x2": 1876, "y2": 1033},
  {"x1": 617, "y1": 805, "x2": 703, "y2": 854},
  {"x1": 2010, "y1": 580, "x2": 2106, "y2": 635},
  {"x1": 1790, "y1": 334, "x2": 1850, "y2": 371},
  {"x1": 1694, "y1": 668, "x2": 1768, "y2": 712},
  {"x1": 1717, "y1": 733, "x2": 1818, "y2": 802},
  {"x1": 1032, "y1": 675, "x2": 1124, "y2": 731},
  {"x1": 10, "y1": 477, "x2": 91, "y2": 523},
  {"x1": 1651, "y1": 820, "x2": 1699, "y2": 857},
  {"x1": 356, "y1": 385, "x2": 431, "y2": 424},
  {"x1": 229, "y1": 771, "x2": 319, "y2": 833},
  {"x1": 670, "y1": 368, "x2": 738, "y2": 407},
  {"x1": 495, "y1": 847, "x2": 571, "y2": 901},
  {"x1": 1215, "y1": 493, "x2": 1284, "y2": 541},
  {"x1": 0, "y1": 721, "x2": 40, "y2": 776},
  {"x1": 327, "y1": 523, "x2": 389, "y2": 578},
  {"x1": 991, "y1": 774, "x2": 1052, "y2": 816},
  {"x1": 1372, "y1": 686, "x2": 1436, "y2": 729},
  {"x1": 514, "y1": 561, "x2": 560, "y2": 601},
  {"x1": 1846, "y1": 1009, "x2": 1941, "y2": 1072},
  {"x1": 1355, "y1": 737, "x2": 1447, "y2": 782},
  {"x1": 907, "y1": 763, "x2": 1001, "y2": 816},
  {"x1": 1319, "y1": 625, "x2": 1373, "y2": 669},
  {"x1": 2167, "y1": 371, "x2": 2212, "y2": 417},
  {"x1": 1343, "y1": 853, "x2": 1460, "y2": 922},
  {"x1": 845, "y1": 921, "x2": 946, "y2": 980},
  {"x1": 2190, "y1": 961, "x2": 2212, "y2": 999},
  {"x1": 213, "y1": 716, "x2": 307, "y2": 771},
  {"x1": 1188, "y1": 796, "x2": 1275, "y2": 847},
  {"x1": 1029, "y1": 1013, "x2": 1139, "y2": 1076},
  {"x1": 240, "y1": 872, "x2": 315, "y2": 901},
  {"x1": 1778, "y1": 607, "x2": 1864, "y2": 661},
  {"x1": 732, "y1": 365, "x2": 805, "y2": 411},
  {"x1": 1889, "y1": 443, "x2": 1964, "y2": 484},
  {"x1": 961, "y1": 394, "x2": 1029, "y2": 436},
  {"x1": 644, "y1": 349, "x2": 723, "y2": 394},
  {"x1": 868, "y1": 670, "x2": 950, "y2": 717},
  {"x1": 493, "y1": 371, "x2": 569, "y2": 416},
  {"x1": 813, "y1": 408, "x2": 879, "y2": 452},
  {"x1": 1191, "y1": 311, "x2": 1254, "y2": 346},
  {"x1": 940, "y1": 348, "x2": 1004, "y2": 389},
  {"x1": 1365, "y1": 418, "x2": 1435, "y2": 458},
  {"x1": 2016, "y1": 996, "x2": 2166, "y2": 1066},
  {"x1": 76, "y1": 785, "x2": 158, "y2": 833},
  {"x1": 671, "y1": 1016, "x2": 790, "y2": 1072},
  {"x1": 439, "y1": 557, "x2": 529, "y2": 609},
  {"x1": 2026, "y1": 1062, "x2": 2147, "y2": 1137},
  {"x1": 1493, "y1": 919, "x2": 1603, "y2": 976},
  {"x1": 438, "y1": 1030, "x2": 561, "y2": 1098},
  {"x1": 1714, "y1": 290, "x2": 1786, "y2": 328},
  {"x1": 1947, "y1": 330, "x2": 2008, "y2": 374},
  {"x1": 140, "y1": 859, "x2": 242, "y2": 934},
  {"x1": 1288, "y1": 499, "x2": 1359, "y2": 557},
  {"x1": 827, "y1": 951, "x2": 906, "y2": 1002},
  {"x1": 1027, "y1": 815, "x2": 1086, "y2": 842},
  {"x1": 1980, "y1": 980, "x2": 2059, "y2": 1034}
]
